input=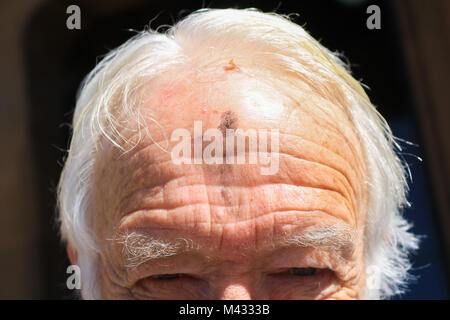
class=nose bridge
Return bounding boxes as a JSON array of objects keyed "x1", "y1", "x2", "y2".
[{"x1": 214, "y1": 276, "x2": 254, "y2": 300}]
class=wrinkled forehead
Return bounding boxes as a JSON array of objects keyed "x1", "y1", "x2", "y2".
[
  {"x1": 92, "y1": 69, "x2": 367, "y2": 231},
  {"x1": 105, "y1": 66, "x2": 364, "y2": 162}
]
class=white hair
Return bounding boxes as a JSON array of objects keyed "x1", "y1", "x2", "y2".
[{"x1": 58, "y1": 8, "x2": 419, "y2": 299}]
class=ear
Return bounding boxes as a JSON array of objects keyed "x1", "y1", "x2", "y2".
[{"x1": 67, "y1": 243, "x2": 78, "y2": 265}]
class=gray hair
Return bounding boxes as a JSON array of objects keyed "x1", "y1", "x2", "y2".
[{"x1": 58, "y1": 8, "x2": 419, "y2": 299}]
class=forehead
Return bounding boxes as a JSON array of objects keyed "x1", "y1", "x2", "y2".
[{"x1": 93, "y1": 71, "x2": 366, "y2": 244}]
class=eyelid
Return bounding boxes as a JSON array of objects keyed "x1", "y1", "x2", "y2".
[
  {"x1": 290, "y1": 267, "x2": 319, "y2": 276},
  {"x1": 274, "y1": 251, "x2": 348, "y2": 276},
  {"x1": 152, "y1": 273, "x2": 182, "y2": 280}
]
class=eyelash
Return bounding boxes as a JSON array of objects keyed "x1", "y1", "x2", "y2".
[
  {"x1": 152, "y1": 274, "x2": 182, "y2": 280},
  {"x1": 290, "y1": 267, "x2": 319, "y2": 276},
  {"x1": 151, "y1": 268, "x2": 322, "y2": 281}
]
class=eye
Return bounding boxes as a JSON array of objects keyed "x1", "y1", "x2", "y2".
[
  {"x1": 152, "y1": 274, "x2": 181, "y2": 280},
  {"x1": 290, "y1": 267, "x2": 318, "y2": 276}
]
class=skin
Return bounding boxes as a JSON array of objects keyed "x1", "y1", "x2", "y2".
[{"x1": 68, "y1": 65, "x2": 368, "y2": 299}]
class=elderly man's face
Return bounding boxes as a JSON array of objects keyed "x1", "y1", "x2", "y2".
[{"x1": 86, "y1": 71, "x2": 367, "y2": 299}]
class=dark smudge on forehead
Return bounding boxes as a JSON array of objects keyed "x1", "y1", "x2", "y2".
[{"x1": 218, "y1": 110, "x2": 238, "y2": 135}]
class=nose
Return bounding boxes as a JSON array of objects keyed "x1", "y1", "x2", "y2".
[{"x1": 216, "y1": 283, "x2": 252, "y2": 300}]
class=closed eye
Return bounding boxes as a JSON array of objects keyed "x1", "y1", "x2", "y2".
[
  {"x1": 151, "y1": 268, "x2": 322, "y2": 280},
  {"x1": 152, "y1": 273, "x2": 182, "y2": 280},
  {"x1": 290, "y1": 267, "x2": 319, "y2": 276}
]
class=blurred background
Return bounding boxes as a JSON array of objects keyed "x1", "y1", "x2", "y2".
[{"x1": 0, "y1": 0, "x2": 449, "y2": 299}]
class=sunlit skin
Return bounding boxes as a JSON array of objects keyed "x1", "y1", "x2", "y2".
[{"x1": 68, "y1": 66, "x2": 368, "y2": 299}]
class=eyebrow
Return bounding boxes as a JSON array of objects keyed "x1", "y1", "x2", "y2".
[
  {"x1": 115, "y1": 225, "x2": 356, "y2": 269},
  {"x1": 115, "y1": 231, "x2": 192, "y2": 268},
  {"x1": 280, "y1": 225, "x2": 356, "y2": 261}
]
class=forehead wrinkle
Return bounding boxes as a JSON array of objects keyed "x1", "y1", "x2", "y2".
[
  {"x1": 280, "y1": 86, "x2": 362, "y2": 153},
  {"x1": 278, "y1": 131, "x2": 362, "y2": 192},
  {"x1": 276, "y1": 95, "x2": 366, "y2": 203},
  {"x1": 117, "y1": 208, "x2": 354, "y2": 250},
  {"x1": 113, "y1": 165, "x2": 358, "y2": 238},
  {"x1": 277, "y1": 128, "x2": 363, "y2": 188},
  {"x1": 114, "y1": 128, "x2": 362, "y2": 209},
  {"x1": 107, "y1": 98, "x2": 362, "y2": 171},
  {"x1": 118, "y1": 183, "x2": 353, "y2": 231},
  {"x1": 111, "y1": 74, "x2": 362, "y2": 170},
  {"x1": 285, "y1": 78, "x2": 364, "y2": 150},
  {"x1": 99, "y1": 112, "x2": 364, "y2": 232},
  {"x1": 278, "y1": 154, "x2": 356, "y2": 219},
  {"x1": 112, "y1": 120, "x2": 361, "y2": 180},
  {"x1": 117, "y1": 145, "x2": 358, "y2": 197},
  {"x1": 115, "y1": 159, "x2": 355, "y2": 215},
  {"x1": 274, "y1": 129, "x2": 363, "y2": 225}
]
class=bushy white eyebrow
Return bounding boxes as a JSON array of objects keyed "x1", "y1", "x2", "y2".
[
  {"x1": 281, "y1": 225, "x2": 356, "y2": 260},
  {"x1": 115, "y1": 231, "x2": 192, "y2": 268},
  {"x1": 115, "y1": 224, "x2": 355, "y2": 269}
]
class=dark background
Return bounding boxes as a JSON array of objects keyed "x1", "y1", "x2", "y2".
[{"x1": 0, "y1": 0, "x2": 449, "y2": 299}]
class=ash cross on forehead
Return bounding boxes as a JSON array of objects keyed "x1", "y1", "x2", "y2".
[
  {"x1": 218, "y1": 110, "x2": 238, "y2": 135},
  {"x1": 169, "y1": 111, "x2": 280, "y2": 175},
  {"x1": 217, "y1": 111, "x2": 239, "y2": 205}
]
